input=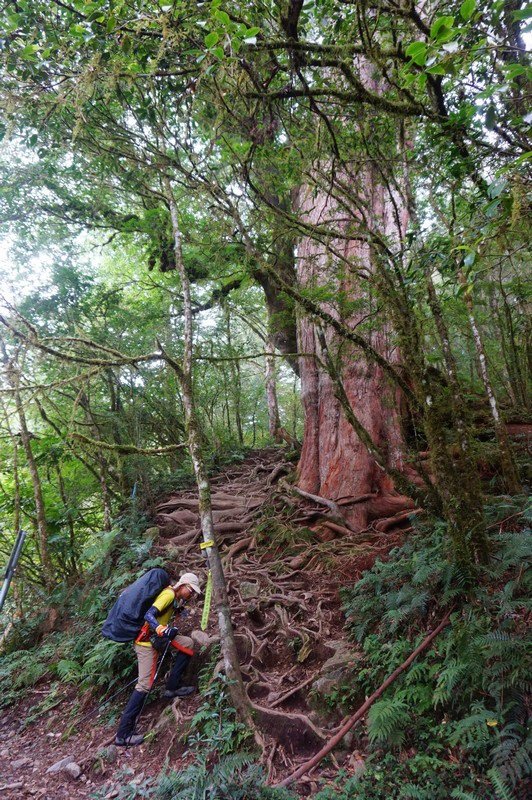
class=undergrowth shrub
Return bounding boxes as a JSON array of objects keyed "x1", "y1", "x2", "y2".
[
  {"x1": 155, "y1": 673, "x2": 295, "y2": 800},
  {"x1": 314, "y1": 751, "x2": 482, "y2": 800},
  {"x1": 155, "y1": 753, "x2": 293, "y2": 800},
  {"x1": 0, "y1": 638, "x2": 56, "y2": 707},
  {"x1": 0, "y1": 506, "x2": 164, "y2": 706},
  {"x1": 329, "y1": 495, "x2": 531, "y2": 800}
]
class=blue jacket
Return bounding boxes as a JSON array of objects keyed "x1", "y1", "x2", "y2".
[{"x1": 102, "y1": 568, "x2": 170, "y2": 642}]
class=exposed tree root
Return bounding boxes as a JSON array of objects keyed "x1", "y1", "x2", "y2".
[
  {"x1": 373, "y1": 508, "x2": 422, "y2": 532},
  {"x1": 281, "y1": 480, "x2": 357, "y2": 532},
  {"x1": 224, "y1": 536, "x2": 252, "y2": 560},
  {"x1": 157, "y1": 497, "x2": 263, "y2": 513},
  {"x1": 250, "y1": 702, "x2": 326, "y2": 755},
  {"x1": 167, "y1": 529, "x2": 200, "y2": 546},
  {"x1": 337, "y1": 492, "x2": 378, "y2": 506},
  {"x1": 270, "y1": 675, "x2": 315, "y2": 708},
  {"x1": 265, "y1": 741, "x2": 278, "y2": 782},
  {"x1": 266, "y1": 463, "x2": 292, "y2": 484},
  {"x1": 276, "y1": 610, "x2": 452, "y2": 787},
  {"x1": 320, "y1": 520, "x2": 354, "y2": 537}
]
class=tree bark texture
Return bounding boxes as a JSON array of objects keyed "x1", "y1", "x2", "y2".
[
  {"x1": 295, "y1": 179, "x2": 411, "y2": 530},
  {"x1": 165, "y1": 180, "x2": 255, "y2": 731}
]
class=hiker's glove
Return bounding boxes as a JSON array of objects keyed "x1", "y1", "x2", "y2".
[{"x1": 156, "y1": 624, "x2": 179, "y2": 639}]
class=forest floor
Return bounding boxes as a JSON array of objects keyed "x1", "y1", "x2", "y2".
[{"x1": 0, "y1": 447, "x2": 413, "y2": 799}]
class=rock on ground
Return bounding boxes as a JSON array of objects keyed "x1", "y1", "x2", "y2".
[
  {"x1": 64, "y1": 762, "x2": 82, "y2": 779},
  {"x1": 46, "y1": 755, "x2": 74, "y2": 774}
]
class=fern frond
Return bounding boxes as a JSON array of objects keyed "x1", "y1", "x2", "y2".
[
  {"x1": 493, "y1": 725, "x2": 532, "y2": 788},
  {"x1": 55, "y1": 659, "x2": 82, "y2": 682},
  {"x1": 450, "y1": 789, "x2": 484, "y2": 800},
  {"x1": 448, "y1": 704, "x2": 496, "y2": 750},
  {"x1": 367, "y1": 696, "x2": 410, "y2": 745},
  {"x1": 398, "y1": 784, "x2": 433, "y2": 799},
  {"x1": 433, "y1": 659, "x2": 468, "y2": 707},
  {"x1": 488, "y1": 767, "x2": 516, "y2": 800}
]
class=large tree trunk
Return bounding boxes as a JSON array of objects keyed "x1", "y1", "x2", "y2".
[{"x1": 295, "y1": 182, "x2": 411, "y2": 530}]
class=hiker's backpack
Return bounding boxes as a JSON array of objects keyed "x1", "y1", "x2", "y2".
[{"x1": 102, "y1": 567, "x2": 170, "y2": 643}]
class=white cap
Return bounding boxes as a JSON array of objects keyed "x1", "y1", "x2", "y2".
[{"x1": 173, "y1": 572, "x2": 202, "y2": 596}]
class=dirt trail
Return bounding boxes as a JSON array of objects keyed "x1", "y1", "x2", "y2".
[{"x1": 0, "y1": 447, "x2": 390, "y2": 798}]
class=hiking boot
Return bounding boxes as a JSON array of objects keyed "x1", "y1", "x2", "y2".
[
  {"x1": 163, "y1": 686, "x2": 195, "y2": 699},
  {"x1": 116, "y1": 689, "x2": 147, "y2": 744},
  {"x1": 115, "y1": 733, "x2": 145, "y2": 746}
]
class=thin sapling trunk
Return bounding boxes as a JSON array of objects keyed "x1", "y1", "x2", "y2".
[{"x1": 163, "y1": 178, "x2": 257, "y2": 735}]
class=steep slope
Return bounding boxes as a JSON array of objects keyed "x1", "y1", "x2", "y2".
[{"x1": 0, "y1": 447, "x2": 398, "y2": 798}]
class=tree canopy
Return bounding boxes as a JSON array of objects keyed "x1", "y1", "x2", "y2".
[{"x1": 0, "y1": 1, "x2": 529, "y2": 796}]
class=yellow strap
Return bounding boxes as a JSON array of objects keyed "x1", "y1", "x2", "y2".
[
  {"x1": 200, "y1": 539, "x2": 214, "y2": 550},
  {"x1": 201, "y1": 570, "x2": 213, "y2": 631}
]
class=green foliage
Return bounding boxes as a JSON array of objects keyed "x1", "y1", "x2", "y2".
[
  {"x1": 367, "y1": 696, "x2": 410, "y2": 746},
  {"x1": 56, "y1": 658, "x2": 84, "y2": 683},
  {"x1": 152, "y1": 673, "x2": 295, "y2": 800},
  {"x1": 0, "y1": 649, "x2": 49, "y2": 704},
  {"x1": 185, "y1": 674, "x2": 253, "y2": 757},
  {"x1": 314, "y1": 751, "x2": 480, "y2": 800},
  {"x1": 156, "y1": 753, "x2": 292, "y2": 800},
  {"x1": 492, "y1": 724, "x2": 532, "y2": 791},
  {"x1": 332, "y1": 498, "x2": 531, "y2": 798}
]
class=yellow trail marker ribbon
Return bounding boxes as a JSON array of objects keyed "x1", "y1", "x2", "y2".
[
  {"x1": 200, "y1": 540, "x2": 214, "y2": 550},
  {"x1": 201, "y1": 569, "x2": 213, "y2": 631}
]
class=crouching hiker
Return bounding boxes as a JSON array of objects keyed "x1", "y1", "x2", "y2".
[{"x1": 102, "y1": 568, "x2": 202, "y2": 746}]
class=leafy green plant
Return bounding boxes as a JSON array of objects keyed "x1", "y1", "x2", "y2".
[
  {"x1": 185, "y1": 674, "x2": 253, "y2": 757},
  {"x1": 156, "y1": 752, "x2": 293, "y2": 800},
  {"x1": 314, "y1": 751, "x2": 480, "y2": 800},
  {"x1": 367, "y1": 696, "x2": 411, "y2": 747},
  {"x1": 333, "y1": 498, "x2": 531, "y2": 799}
]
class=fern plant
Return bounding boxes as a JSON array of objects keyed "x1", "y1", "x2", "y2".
[
  {"x1": 335, "y1": 499, "x2": 531, "y2": 800},
  {"x1": 367, "y1": 696, "x2": 411, "y2": 746},
  {"x1": 156, "y1": 752, "x2": 293, "y2": 800}
]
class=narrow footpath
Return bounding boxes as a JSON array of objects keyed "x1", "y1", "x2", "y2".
[{"x1": 0, "y1": 448, "x2": 401, "y2": 798}]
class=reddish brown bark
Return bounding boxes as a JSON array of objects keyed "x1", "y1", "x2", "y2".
[{"x1": 295, "y1": 181, "x2": 411, "y2": 530}]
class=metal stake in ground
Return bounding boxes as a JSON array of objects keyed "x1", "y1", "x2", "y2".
[{"x1": 0, "y1": 530, "x2": 27, "y2": 616}]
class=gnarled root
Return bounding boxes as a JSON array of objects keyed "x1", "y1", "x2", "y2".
[{"x1": 250, "y1": 702, "x2": 326, "y2": 755}]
